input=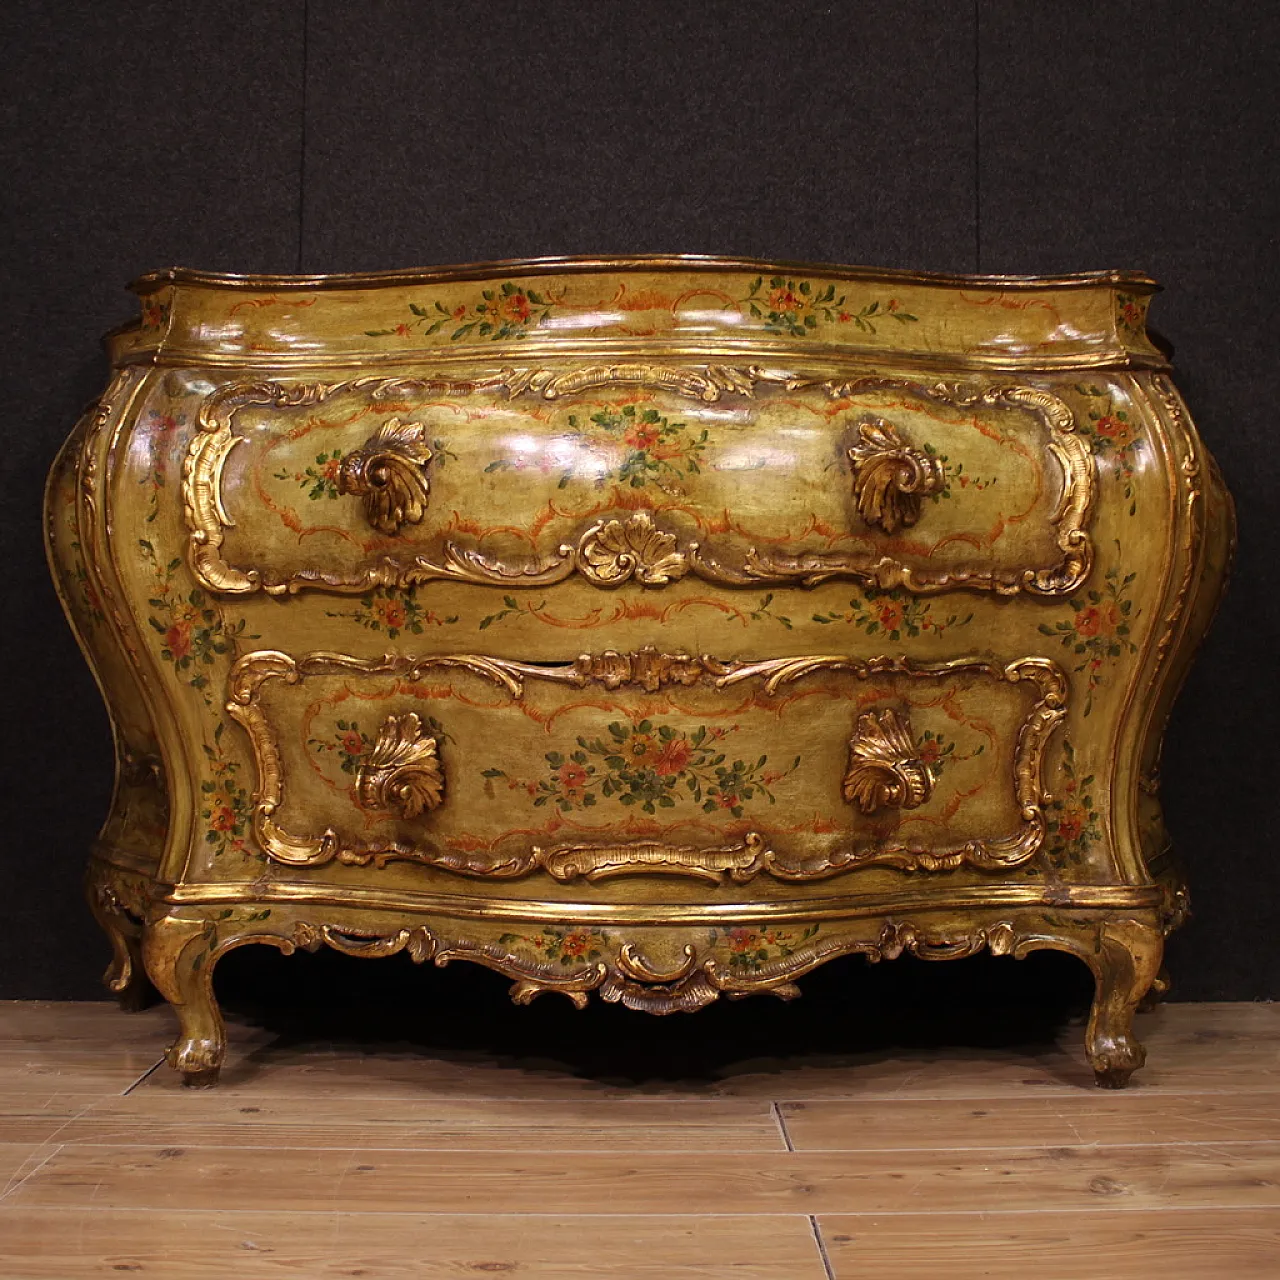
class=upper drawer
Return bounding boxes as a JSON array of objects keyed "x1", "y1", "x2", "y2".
[{"x1": 183, "y1": 365, "x2": 1095, "y2": 599}]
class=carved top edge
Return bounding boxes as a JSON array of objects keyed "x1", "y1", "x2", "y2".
[
  {"x1": 129, "y1": 255, "x2": 1161, "y2": 295},
  {"x1": 112, "y1": 257, "x2": 1165, "y2": 371}
]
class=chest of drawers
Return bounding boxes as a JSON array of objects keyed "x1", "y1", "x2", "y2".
[{"x1": 46, "y1": 256, "x2": 1232, "y2": 1086}]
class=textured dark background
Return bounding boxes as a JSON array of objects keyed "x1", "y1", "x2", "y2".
[{"x1": 2, "y1": 2, "x2": 1276, "y2": 1022}]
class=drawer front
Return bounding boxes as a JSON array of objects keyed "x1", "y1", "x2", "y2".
[
  {"x1": 225, "y1": 646, "x2": 1067, "y2": 885},
  {"x1": 185, "y1": 366, "x2": 1095, "y2": 600}
]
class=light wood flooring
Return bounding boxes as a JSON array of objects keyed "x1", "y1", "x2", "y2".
[{"x1": 0, "y1": 998, "x2": 1277, "y2": 1277}]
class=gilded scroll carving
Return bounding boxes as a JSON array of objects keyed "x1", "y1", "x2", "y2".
[
  {"x1": 465, "y1": 918, "x2": 1056, "y2": 1015},
  {"x1": 847, "y1": 417, "x2": 944, "y2": 533},
  {"x1": 339, "y1": 420, "x2": 433, "y2": 536},
  {"x1": 530, "y1": 835, "x2": 772, "y2": 884},
  {"x1": 718, "y1": 380, "x2": 1096, "y2": 595},
  {"x1": 266, "y1": 916, "x2": 969, "y2": 1014},
  {"x1": 842, "y1": 709, "x2": 933, "y2": 814},
  {"x1": 574, "y1": 511, "x2": 689, "y2": 586},
  {"x1": 355, "y1": 713, "x2": 444, "y2": 818},
  {"x1": 183, "y1": 369, "x2": 1094, "y2": 598},
  {"x1": 226, "y1": 649, "x2": 1066, "y2": 877}
]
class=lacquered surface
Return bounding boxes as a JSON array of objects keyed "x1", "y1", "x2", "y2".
[{"x1": 45, "y1": 256, "x2": 1232, "y2": 1084}]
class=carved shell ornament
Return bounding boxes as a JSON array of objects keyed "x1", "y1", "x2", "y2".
[
  {"x1": 842, "y1": 708, "x2": 933, "y2": 814},
  {"x1": 847, "y1": 417, "x2": 945, "y2": 534},
  {"x1": 573, "y1": 510, "x2": 690, "y2": 586},
  {"x1": 355, "y1": 713, "x2": 444, "y2": 818},
  {"x1": 339, "y1": 419, "x2": 434, "y2": 536}
]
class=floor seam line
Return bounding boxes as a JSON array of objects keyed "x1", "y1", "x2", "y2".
[
  {"x1": 810, "y1": 1214, "x2": 837, "y2": 1280},
  {"x1": 121, "y1": 1059, "x2": 165, "y2": 1096},
  {"x1": 772, "y1": 1101, "x2": 796, "y2": 1152}
]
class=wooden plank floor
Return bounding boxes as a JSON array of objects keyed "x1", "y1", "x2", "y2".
[{"x1": 0, "y1": 1000, "x2": 1277, "y2": 1277}]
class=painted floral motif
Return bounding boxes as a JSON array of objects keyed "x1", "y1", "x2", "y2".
[
  {"x1": 366, "y1": 282, "x2": 556, "y2": 341},
  {"x1": 497, "y1": 927, "x2": 607, "y2": 967},
  {"x1": 1039, "y1": 565, "x2": 1139, "y2": 715},
  {"x1": 484, "y1": 405, "x2": 708, "y2": 494},
  {"x1": 200, "y1": 723, "x2": 254, "y2": 858},
  {"x1": 139, "y1": 539, "x2": 256, "y2": 705},
  {"x1": 483, "y1": 720, "x2": 796, "y2": 818},
  {"x1": 1074, "y1": 384, "x2": 1144, "y2": 514},
  {"x1": 364, "y1": 277, "x2": 922, "y2": 343},
  {"x1": 919, "y1": 441, "x2": 997, "y2": 501},
  {"x1": 139, "y1": 296, "x2": 170, "y2": 331},
  {"x1": 139, "y1": 410, "x2": 185, "y2": 523},
  {"x1": 479, "y1": 595, "x2": 546, "y2": 631},
  {"x1": 275, "y1": 448, "x2": 343, "y2": 501},
  {"x1": 326, "y1": 587, "x2": 458, "y2": 638},
  {"x1": 1115, "y1": 293, "x2": 1147, "y2": 338},
  {"x1": 748, "y1": 593, "x2": 794, "y2": 629},
  {"x1": 739, "y1": 276, "x2": 918, "y2": 337},
  {"x1": 59, "y1": 503, "x2": 105, "y2": 628},
  {"x1": 275, "y1": 436, "x2": 456, "y2": 502},
  {"x1": 812, "y1": 588, "x2": 973, "y2": 640},
  {"x1": 1042, "y1": 740, "x2": 1100, "y2": 869},
  {"x1": 68, "y1": 546, "x2": 105, "y2": 627},
  {"x1": 310, "y1": 719, "x2": 375, "y2": 774},
  {"x1": 914, "y1": 728, "x2": 983, "y2": 781},
  {"x1": 309, "y1": 714, "x2": 452, "y2": 775},
  {"x1": 711, "y1": 924, "x2": 820, "y2": 973}
]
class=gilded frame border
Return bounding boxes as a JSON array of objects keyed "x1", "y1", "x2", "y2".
[
  {"x1": 226, "y1": 648, "x2": 1068, "y2": 880},
  {"x1": 184, "y1": 368, "x2": 1095, "y2": 597}
]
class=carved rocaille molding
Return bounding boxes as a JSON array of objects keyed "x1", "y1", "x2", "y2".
[
  {"x1": 355, "y1": 713, "x2": 444, "y2": 819},
  {"x1": 842, "y1": 709, "x2": 933, "y2": 814},
  {"x1": 847, "y1": 417, "x2": 944, "y2": 533},
  {"x1": 338, "y1": 419, "x2": 434, "y2": 536},
  {"x1": 1150, "y1": 375, "x2": 1205, "y2": 677},
  {"x1": 214, "y1": 912, "x2": 1147, "y2": 1018},
  {"x1": 225, "y1": 647, "x2": 1067, "y2": 877},
  {"x1": 183, "y1": 369, "x2": 1095, "y2": 598}
]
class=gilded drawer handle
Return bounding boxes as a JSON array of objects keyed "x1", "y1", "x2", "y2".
[
  {"x1": 355, "y1": 712, "x2": 444, "y2": 818},
  {"x1": 842, "y1": 708, "x2": 933, "y2": 814},
  {"x1": 339, "y1": 419, "x2": 433, "y2": 536},
  {"x1": 847, "y1": 417, "x2": 944, "y2": 534}
]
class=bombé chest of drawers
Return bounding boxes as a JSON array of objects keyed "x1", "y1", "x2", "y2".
[{"x1": 46, "y1": 256, "x2": 1232, "y2": 1087}]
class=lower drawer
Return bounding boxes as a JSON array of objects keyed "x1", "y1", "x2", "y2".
[{"x1": 225, "y1": 646, "x2": 1067, "y2": 887}]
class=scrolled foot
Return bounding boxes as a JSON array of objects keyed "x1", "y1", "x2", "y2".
[
  {"x1": 167, "y1": 1034, "x2": 224, "y2": 1084},
  {"x1": 143, "y1": 914, "x2": 227, "y2": 1088},
  {"x1": 89, "y1": 876, "x2": 154, "y2": 1012},
  {"x1": 1094, "y1": 1066, "x2": 1135, "y2": 1089},
  {"x1": 1083, "y1": 918, "x2": 1161, "y2": 1089},
  {"x1": 115, "y1": 975, "x2": 155, "y2": 1013}
]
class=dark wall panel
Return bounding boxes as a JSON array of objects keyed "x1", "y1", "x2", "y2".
[
  {"x1": 300, "y1": 0, "x2": 978, "y2": 271},
  {"x1": 0, "y1": 2, "x2": 303, "y2": 997},
  {"x1": 977, "y1": 2, "x2": 1280, "y2": 998},
  {"x1": 2, "y1": 2, "x2": 1275, "y2": 1005}
]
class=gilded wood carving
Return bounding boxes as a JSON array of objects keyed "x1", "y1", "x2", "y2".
[
  {"x1": 842, "y1": 708, "x2": 933, "y2": 813},
  {"x1": 49, "y1": 256, "x2": 1232, "y2": 1091},
  {"x1": 182, "y1": 370, "x2": 1095, "y2": 598},
  {"x1": 338, "y1": 419, "x2": 434, "y2": 536},
  {"x1": 355, "y1": 713, "x2": 445, "y2": 818},
  {"x1": 846, "y1": 418, "x2": 945, "y2": 533},
  {"x1": 226, "y1": 647, "x2": 1066, "y2": 877}
]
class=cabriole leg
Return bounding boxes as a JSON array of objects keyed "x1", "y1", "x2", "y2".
[
  {"x1": 87, "y1": 881, "x2": 153, "y2": 1012},
  {"x1": 1083, "y1": 918, "x2": 1164, "y2": 1089},
  {"x1": 141, "y1": 913, "x2": 225, "y2": 1087}
]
